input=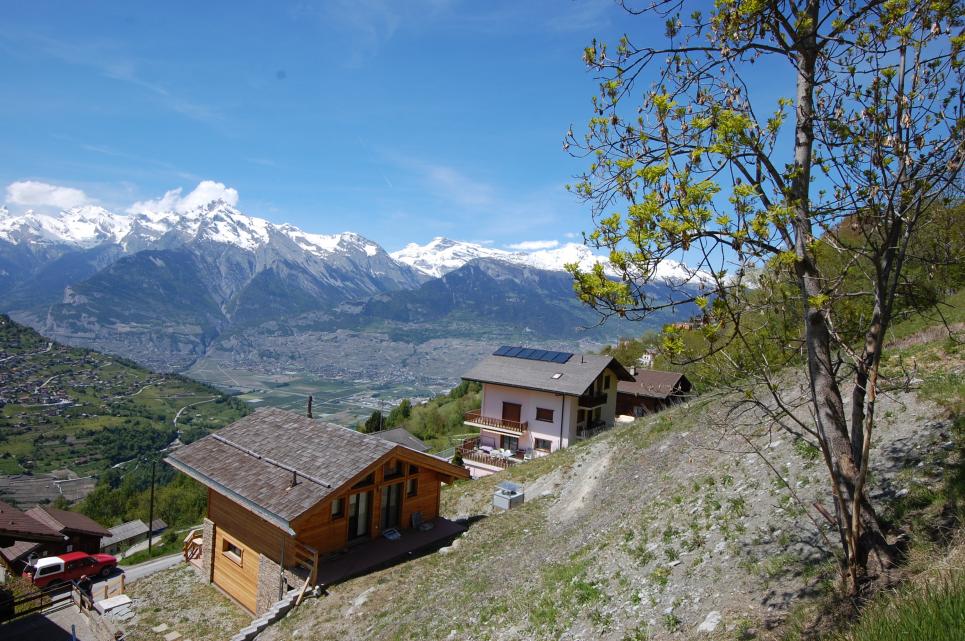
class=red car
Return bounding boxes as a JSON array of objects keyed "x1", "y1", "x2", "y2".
[{"x1": 22, "y1": 551, "x2": 118, "y2": 588}]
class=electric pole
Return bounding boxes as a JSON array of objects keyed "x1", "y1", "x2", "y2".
[{"x1": 148, "y1": 459, "x2": 156, "y2": 556}]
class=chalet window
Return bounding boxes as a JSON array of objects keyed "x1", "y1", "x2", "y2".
[
  {"x1": 500, "y1": 434, "x2": 519, "y2": 452},
  {"x1": 352, "y1": 472, "x2": 375, "y2": 489},
  {"x1": 408, "y1": 464, "x2": 419, "y2": 475},
  {"x1": 603, "y1": 374, "x2": 611, "y2": 390},
  {"x1": 407, "y1": 477, "x2": 418, "y2": 497},
  {"x1": 535, "y1": 407, "x2": 554, "y2": 422},
  {"x1": 222, "y1": 539, "x2": 243, "y2": 565},
  {"x1": 331, "y1": 497, "x2": 344, "y2": 519},
  {"x1": 383, "y1": 459, "x2": 403, "y2": 480},
  {"x1": 534, "y1": 438, "x2": 552, "y2": 452}
]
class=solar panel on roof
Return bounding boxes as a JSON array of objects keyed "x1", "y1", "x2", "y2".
[{"x1": 493, "y1": 346, "x2": 575, "y2": 363}]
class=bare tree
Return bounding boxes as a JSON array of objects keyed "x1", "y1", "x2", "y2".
[{"x1": 566, "y1": 0, "x2": 964, "y2": 596}]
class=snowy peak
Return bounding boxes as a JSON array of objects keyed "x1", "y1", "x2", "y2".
[
  {"x1": 391, "y1": 237, "x2": 610, "y2": 277},
  {"x1": 391, "y1": 237, "x2": 513, "y2": 278},
  {"x1": 0, "y1": 205, "x2": 130, "y2": 248},
  {"x1": 0, "y1": 200, "x2": 388, "y2": 261},
  {"x1": 391, "y1": 236, "x2": 714, "y2": 287}
]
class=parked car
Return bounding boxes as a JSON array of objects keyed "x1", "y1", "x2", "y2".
[{"x1": 22, "y1": 551, "x2": 118, "y2": 588}]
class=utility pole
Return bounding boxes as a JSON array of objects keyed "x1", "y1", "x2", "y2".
[{"x1": 148, "y1": 459, "x2": 156, "y2": 557}]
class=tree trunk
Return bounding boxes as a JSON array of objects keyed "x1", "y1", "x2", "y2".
[{"x1": 789, "y1": 0, "x2": 896, "y2": 596}]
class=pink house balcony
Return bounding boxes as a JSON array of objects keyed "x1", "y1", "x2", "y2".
[
  {"x1": 457, "y1": 437, "x2": 524, "y2": 470},
  {"x1": 463, "y1": 410, "x2": 528, "y2": 434}
]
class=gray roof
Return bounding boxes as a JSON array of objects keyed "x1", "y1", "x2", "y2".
[
  {"x1": 101, "y1": 519, "x2": 149, "y2": 547},
  {"x1": 618, "y1": 370, "x2": 692, "y2": 399},
  {"x1": 166, "y1": 407, "x2": 467, "y2": 532},
  {"x1": 373, "y1": 428, "x2": 430, "y2": 453},
  {"x1": 461, "y1": 351, "x2": 633, "y2": 396}
]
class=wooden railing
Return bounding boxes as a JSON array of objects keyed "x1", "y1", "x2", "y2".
[
  {"x1": 183, "y1": 528, "x2": 203, "y2": 562},
  {"x1": 463, "y1": 410, "x2": 528, "y2": 433},
  {"x1": 578, "y1": 392, "x2": 607, "y2": 408},
  {"x1": 457, "y1": 437, "x2": 522, "y2": 469},
  {"x1": 292, "y1": 539, "x2": 320, "y2": 586}
]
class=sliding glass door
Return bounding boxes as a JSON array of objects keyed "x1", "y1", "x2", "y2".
[
  {"x1": 348, "y1": 490, "x2": 372, "y2": 541},
  {"x1": 379, "y1": 482, "x2": 403, "y2": 530}
]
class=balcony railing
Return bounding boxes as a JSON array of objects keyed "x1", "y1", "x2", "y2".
[
  {"x1": 457, "y1": 437, "x2": 523, "y2": 469},
  {"x1": 463, "y1": 410, "x2": 528, "y2": 433},
  {"x1": 578, "y1": 392, "x2": 607, "y2": 408}
]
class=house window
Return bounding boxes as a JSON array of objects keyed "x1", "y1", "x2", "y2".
[
  {"x1": 407, "y1": 477, "x2": 418, "y2": 497},
  {"x1": 352, "y1": 472, "x2": 375, "y2": 489},
  {"x1": 535, "y1": 407, "x2": 554, "y2": 422},
  {"x1": 500, "y1": 434, "x2": 519, "y2": 452},
  {"x1": 383, "y1": 459, "x2": 403, "y2": 480},
  {"x1": 534, "y1": 438, "x2": 552, "y2": 452},
  {"x1": 222, "y1": 539, "x2": 243, "y2": 565},
  {"x1": 604, "y1": 374, "x2": 611, "y2": 390},
  {"x1": 408, "y1": 464, "x2": 419, "y2": 475},
  {"x1": 331, "y1": 497, "x2": 344, "y2": 519}
]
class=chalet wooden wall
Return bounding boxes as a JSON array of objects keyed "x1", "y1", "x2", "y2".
[
  {"x1": 293, "y1": 450, "x2": 446, "y2": 556},
  {"x1": 212, "y1": 524, "x2": 260, "y2": 613},
  {"x1": 208, "y1": 490, "x2": 291, "y2": 564}
]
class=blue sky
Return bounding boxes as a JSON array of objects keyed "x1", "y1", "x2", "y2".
[{"x1": 0, "y1": 0, "x2": 661, "y2": 252}]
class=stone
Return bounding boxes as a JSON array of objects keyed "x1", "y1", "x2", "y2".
[
  {"x1": 152, "y1": 624, "x2": 170, "y2": 633},
  {"x1": 163, "y1": 631, "x2": 183, "y2": 641},
  {"x1": 697, "y1": 611, "x2": 722, "y2": 633}
]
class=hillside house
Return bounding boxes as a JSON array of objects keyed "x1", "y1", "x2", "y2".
[
  {"x1": 0, "y1": 500, "x2": 66, "y2": 574},
  {"x1": 457, "y1": 347, "x2": 633, "y2": 479},
  {"x1": 0, "y1": 504, "x2": 108, "y2": 571},
  {"x1": 166, "y1": 407, "x2": 469, "y2": 615},
  {"x1": 101, "y1": 519, "x2": 148, "y2": 555},
  {"x1": 616, "y1": 369, "x2": 693, "y2": 417}
]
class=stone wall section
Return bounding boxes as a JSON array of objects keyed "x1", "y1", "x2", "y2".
[{"x1": 200, "y1": 518, "x2": 215, "y2": 583}]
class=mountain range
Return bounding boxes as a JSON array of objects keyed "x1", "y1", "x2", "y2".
[{"x1": 0, "y1": 202, "x2": 700, "y2": 385}]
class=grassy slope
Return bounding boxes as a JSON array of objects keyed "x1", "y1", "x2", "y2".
[
  {"x1": 258, "y1": 314, "x2": 961, "y2": 641},
  {"x1": 0, "y1": 315, "x2": 248, "y2": 476}
]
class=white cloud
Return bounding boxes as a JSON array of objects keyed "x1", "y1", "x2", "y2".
[
  {"x1": 5, "y1": 180, "x2": 90, "y2": 209},
  {"x1": 506, "y1": 240, "x2": 559, "y2": 251},
  {"x1": 128, "y1": 180, "x2": 239, "y2": 214},
  {"x1": 563, "y1": 231, "x2": 578, "y2": 239}
]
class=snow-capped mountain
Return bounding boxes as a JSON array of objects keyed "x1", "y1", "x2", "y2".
[
  {"x1": 0, "y1": 200, "x2": 384, "y2": 260},
  {"x1": 391, "y1": 237, "x2": 714, "y2": 287},
  {"x1": 391, "y1": 237, "x2": 614, "y2": 277}
]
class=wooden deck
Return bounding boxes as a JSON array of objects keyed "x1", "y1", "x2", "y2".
[{"x1": 313, "y1": 517, "x2": 465, "y2": 588}]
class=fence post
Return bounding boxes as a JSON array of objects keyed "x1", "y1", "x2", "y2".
[{"x1": 120, "y1": 574, "x2": 126, "y2": 593}]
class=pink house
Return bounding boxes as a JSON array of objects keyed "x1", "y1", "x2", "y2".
[{"x1": 457, "y1": 347, "x2": 633, "y2": 479}]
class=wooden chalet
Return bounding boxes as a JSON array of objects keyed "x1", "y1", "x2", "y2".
[
  {"x1": 166, "y1": 407, "x2": 469, "y2": 615},
  {"x1": 616, "y1": 368, "x2": 693, "y2": 417},
  {"x1": 0, "y1": 500, "x2": 67, "y2": 573}
]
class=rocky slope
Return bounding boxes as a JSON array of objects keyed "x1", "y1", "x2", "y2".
[{"x1": 258, "y1": 329, "x2": 961, "y2": 641}]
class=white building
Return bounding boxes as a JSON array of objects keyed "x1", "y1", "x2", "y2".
[{"x1": 457, "y1": 347, "x2": 633, "y2": 479}]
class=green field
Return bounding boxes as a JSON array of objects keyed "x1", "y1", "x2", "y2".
[{"x1": 0, "y1": 315, "x2": 249, "y2": 476}]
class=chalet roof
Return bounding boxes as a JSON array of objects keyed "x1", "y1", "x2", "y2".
[
  {"x1": 101, "y1": 519, "x2": 149, "y2": 547},
  {"x1": 617, "y1": 370, "x2": 692, "y2": 400},
  {"x1": 0, "y1": 500, "x2": 63, "y2": 541},
  {"x1": 373, "y1": 428, "x2": 430, "y2": 453},
  {"x1": 26, "y1": 506, "x2": 111, "y2": 538},
  {"x1": 461, "y1": 350, "x2": 633, "y2": 396},
  {"x1": 166, "y1": 407, "x2": 468, "y2": 533},
  {"x1": 0, "y1": 539, "x2": 41, "y2": 564},
  {"x1": 150, "y1": 518, "x2": 167, "y2": 532}
]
